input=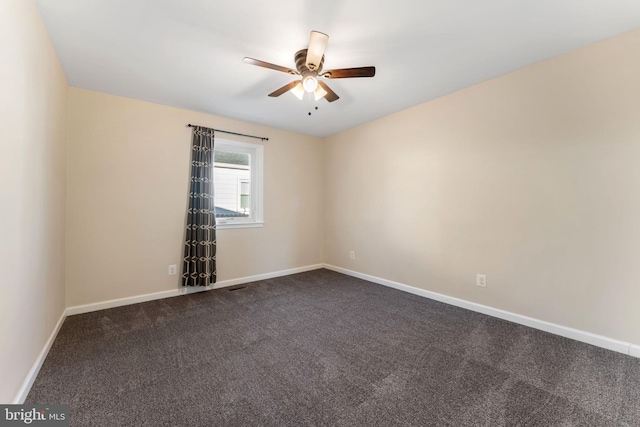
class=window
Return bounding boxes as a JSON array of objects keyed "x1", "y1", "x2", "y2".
[{"x1": 213, "y1": 139, "x2": 264, "y2": 228}]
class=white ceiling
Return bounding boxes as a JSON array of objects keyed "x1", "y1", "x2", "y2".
[{"x1": 35, "y1": 0, "x2": 640, "y2": 138}]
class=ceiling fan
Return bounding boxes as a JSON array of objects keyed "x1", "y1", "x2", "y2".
[{"x1": 243, "y1": 31, "x2": 376, "y2": 103}]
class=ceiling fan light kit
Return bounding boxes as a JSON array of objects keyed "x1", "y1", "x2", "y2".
[
  {"x1": 243, "y1": 30, "x2": 376, "y2": 103},
  {"x1": 291, "y1": 82, "x2": 305, "y2": 100},
  {"x1": 313, "y1": 85, "x2": 327, "y2": 101},
  {"x1": 302, "y1": 74, "x2": 318, "y2": 92}
]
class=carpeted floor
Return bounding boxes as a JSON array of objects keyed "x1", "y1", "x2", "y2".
[{"x1": 27, "y1": 269, "x2": 640, "y2": 426}]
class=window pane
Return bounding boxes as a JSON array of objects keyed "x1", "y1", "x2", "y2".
[
  {"x1": 213, "y1": 151, "x2": 250, "y2": 218},
  {"x1": 240, "y1": 194, "x2": 250, "y2": 209}
]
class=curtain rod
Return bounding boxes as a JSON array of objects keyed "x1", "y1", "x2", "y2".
[{"x1": 187, "y1": 124, "x2": 268, "y2": 141}]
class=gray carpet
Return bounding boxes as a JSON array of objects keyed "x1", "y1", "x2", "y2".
[{"x1": 26, "y1": 269, "x2": 640, "y2": 426}]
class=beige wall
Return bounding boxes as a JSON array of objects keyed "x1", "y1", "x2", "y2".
[
  {"x1": 66, "y1": 88, "x2": 324, "y2": 307},
  {"x1": 324, "y1": 29, "x2": 640, "y2": 345},
  {"x1": 0, "y1": 0, "x2": 68, "y2": 402}
]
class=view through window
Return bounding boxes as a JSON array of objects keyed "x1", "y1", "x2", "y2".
[
  {"x1": 213, "y1": 139, "x2": 263, "y2": 228},
  {"x1": 214, "y1": 151, "x2": 250, "y2": 218}
]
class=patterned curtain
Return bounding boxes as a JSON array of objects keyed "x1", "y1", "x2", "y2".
[{"x1": 182, "y1": 126, "x2": 216, "y2": 286}]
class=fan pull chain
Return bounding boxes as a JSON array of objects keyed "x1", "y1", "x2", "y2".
[{"x1": 308, "y1": 93, "x2": 318, "y2": 116}]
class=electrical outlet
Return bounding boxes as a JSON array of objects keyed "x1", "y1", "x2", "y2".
[
  {"x1": 476, "y1": 274, "x2": 486, "y2": 288},
  {"x1": 349, "y1": 250, "x2": 355, "y2": 260},
  {"x1": 168, "y1": 264, "x2": 177, "y2": 275}
]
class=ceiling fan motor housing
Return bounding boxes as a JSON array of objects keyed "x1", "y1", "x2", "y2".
[{"x1": 295, "y1": 49, "x2": 324, "y2": 75}]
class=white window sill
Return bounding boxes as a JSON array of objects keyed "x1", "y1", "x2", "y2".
[{"x1": 216, "y1": 221, "x2": 264, "y2": 230}]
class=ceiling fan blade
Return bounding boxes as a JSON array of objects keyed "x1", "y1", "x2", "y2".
[
  {"x1": 306, "y1": 31, "x2": 329, "y2": 71},
  {"x1": 322, "y1": 66, "x2": 376, "y2": 79},
  {"x1": 268, "y1": 80, "x2": 301, "y2": 97},
  {"x1": 243, "y1": 57, "x2": 298, "y2": 75},
  {"x1": 318, "y1": 81, "x2": 339, "y2": 102}
]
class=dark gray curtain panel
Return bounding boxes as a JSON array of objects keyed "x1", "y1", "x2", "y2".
[{"x1": 182, "y1": 126, "x2": 217, "y2": 286}]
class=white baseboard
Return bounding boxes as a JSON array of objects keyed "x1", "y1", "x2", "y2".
[
  {"x1": 14, "y1": 309, "x2": 67, "y2": 404},
  {"x1": 66, "y1": 264, "x2": 325, "y2": 316},
  {"x1": 323, "y1": 264, "x2": 639, "y2": 358},
  {"x1": 211, "y1": 264, "x2": 324, "y2": 289}
]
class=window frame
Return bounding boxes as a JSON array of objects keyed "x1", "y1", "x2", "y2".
[{"x1": 213, "y1": 138, "x2": 264, "y2": 229}]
